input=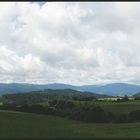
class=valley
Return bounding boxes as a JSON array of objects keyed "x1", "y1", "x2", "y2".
[{"x1": 0, "y1": 86, "x2": 140, "y2": 138}]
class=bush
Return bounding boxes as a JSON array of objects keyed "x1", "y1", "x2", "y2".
[{"x1": 129, "y1": 110, "x2": 140, "y2": 122}]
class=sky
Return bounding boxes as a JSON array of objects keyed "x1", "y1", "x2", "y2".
[{"x1": 0, "y1": 2, "x2": 140, "y2": 85}]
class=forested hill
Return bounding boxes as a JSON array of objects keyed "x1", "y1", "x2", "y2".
[{"x1": 2, "y1": 89, "x2": 108, "y2": 105}]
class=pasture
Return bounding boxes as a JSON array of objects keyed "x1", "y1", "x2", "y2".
[
  {"x1": 95, "y1": 99, "x2": 140, "y2": 114},
  {"x1": 0, "y1": 110, "x2": 140, "y2": 138}
]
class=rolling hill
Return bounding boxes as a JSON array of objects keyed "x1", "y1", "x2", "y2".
[{"x1": 2, "y1": 89, "x2": 108, "y2": 105}]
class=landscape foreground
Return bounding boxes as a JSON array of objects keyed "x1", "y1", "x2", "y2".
[
  {"x1": 0, "y1": 110, "x2": 140, "y2": 138},
  {"x1": 0, "y1": 88, "x2": 140, "y2": 138}
]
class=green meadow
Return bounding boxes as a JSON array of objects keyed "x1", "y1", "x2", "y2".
[
  {"x1": 95, "y1": 99, "x2": 140, "y2": 114},
  {"x1": 0, "y1": 110, "x2": 140, "y2": 138}
]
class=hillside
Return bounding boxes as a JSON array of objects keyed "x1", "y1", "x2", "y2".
[
  {"x1": 133, "y1": 92, "x2": 140, "y2": 97},
  {"x1": 2, "y1": 89, "x2": 107, "y2": 105}
]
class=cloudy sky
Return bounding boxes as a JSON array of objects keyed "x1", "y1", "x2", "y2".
[{"x1": 0, "y1": 2, "x2": 140, "y2": 85}]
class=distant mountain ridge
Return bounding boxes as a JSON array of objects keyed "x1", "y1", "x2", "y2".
[
  {"x1": 0, "y1": 83, "x2": 140, "y2": 96},
  {"x1": 133, "y1": 92, "x2": 140, "y2": 97},
  {"x1": 77, "y1": 83, "x2": 140, "y2": 96}
]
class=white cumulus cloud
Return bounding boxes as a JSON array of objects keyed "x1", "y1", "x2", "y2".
[{"x1": 0, "y1": 2, "x2": 140, "y2": 85}]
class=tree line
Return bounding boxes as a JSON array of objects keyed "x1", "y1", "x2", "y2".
[{"x1": 0, "y1": 100, "x2": 140, "y2": 123}]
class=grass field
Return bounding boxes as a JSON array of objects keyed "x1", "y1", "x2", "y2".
[
  {"x1": 95, "y1": 100, "x2": 140, "y2": 114},
  {"x1": 0, "y1": 110, "x2": 140, "y2": 138}
]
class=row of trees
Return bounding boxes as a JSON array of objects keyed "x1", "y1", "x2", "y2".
[
  {"x1": 116, "y1": 95, "x2": 129, "y2": 102},
  {"x1": 0, "y1": 99, "x2": 140, "y2": 123}
]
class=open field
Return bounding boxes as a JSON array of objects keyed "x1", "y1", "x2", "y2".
[
  {"x1": 97, "y1": 97, "x2": 135, "y2": 101},
  {"x1": 95, "y1": 99, "x2": 140, "y2": 114},
  {"x1": 0, "y1": 110, "x2": 140, "y2": 138}
]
